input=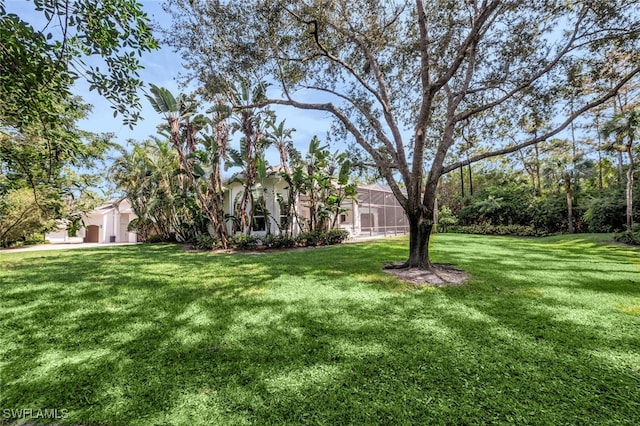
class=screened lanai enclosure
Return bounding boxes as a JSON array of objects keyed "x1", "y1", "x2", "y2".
[
  {"x1": 338, "y1": 184, "x2": 409, "y2": 238},
  {"x1": 225, "y1": 178, "x2": 409, "y2": 238}
]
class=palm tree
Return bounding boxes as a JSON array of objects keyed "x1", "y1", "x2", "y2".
[
  {"x1": 602, "y1": 109, "x2": 639, "y2": 232},
  {"x1": 227, "y1": 80, "x2": 270, "y2": 234},
  {"x1": 266, "y1": 119, "x2": 295, "y2": 174},
  {"x1": 146, "y1": 84, "x2": 230, "y2": 247},
  {"x1": 111, "y1": 138, "x2": 190, "y2": 241},
  {"x1": 146, "y1": 84, "x2": 197, "y2": 192}
]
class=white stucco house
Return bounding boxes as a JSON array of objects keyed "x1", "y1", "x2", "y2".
[
  {"x1": 225, "y1": 176, "x2": 408, "y2": 238},
  {"x1": 46, "y1": 199, "x2": 138, "y2": 244},
  {"x1": 45, "y1": 177, "x2": 407, "y2": 244}
]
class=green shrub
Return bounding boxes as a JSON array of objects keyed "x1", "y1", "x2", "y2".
[
  {"x1": 127, "y1": 217, "x2": 156, "y2": 242},
  {"x1": 451, "y1": 223, "x2": 541, "y2": 237},
  {"x1": 296, "y1": 229, "x2": 349, "y2": 246},
  {"x1": 437, "y1": 206, "x2": 458, "y2": 232},
  {"x1": 262, "y1": 234, "x2": 296, "y2": 249},
  {"x1": 582, "y1": 190, "x2": 626, "y2": 233},
  {"x1": 193, "y1": 233, "x2": 220, "y2": 250},
  {"x1": 24, "y1": 234, "x2": 47, "y2": 246},
  {"x1": 145, "y1": 234, "x2": 164, "y2": 243},
  {"x1": 458, "y1": 185, "x2": 535, "y2": 226},
  {"x1": 0, "y1": 188, "x2": 50, "y2": 247},
  {"x1": 296, "y1": 230, "x2": 323, "y2": 246},
  {"x1": 324, "y1": 229, "x2": 350, "y2": 245},
  {"x1": 229, "y1": 234, "x2": 261, "y2": 250},
  {"x1": 613, "y1": 231, "x2": 640, "y2": 246},
  {"x1": 530, "y1": 194, "x2": 569, "y2": 234}
]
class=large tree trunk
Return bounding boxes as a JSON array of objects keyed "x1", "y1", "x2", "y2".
[
  {"x1": 433, "y1": 196, "x2": 439, "y2": 234},
  {"x1": 618, "y1": 151, "x2": 625, "y2": 185},
  {"x1": 597, "y1": 146, "x2": 603, "y2": 190},
  {"x1": 467, "y1": 160, "x2": 473, "y2": 196},
  {"x1": 406, "y1": 209, "x2": 433, "y2": 269}
]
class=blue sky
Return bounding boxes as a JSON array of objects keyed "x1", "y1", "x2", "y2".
[{"x1": 7, "y1": 0, "x2": 335, "y2": 167}]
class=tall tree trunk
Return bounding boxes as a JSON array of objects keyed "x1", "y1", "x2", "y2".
[
  {"x1": 433, "y1": 196, "x2": 439, "y2": 234},
  {"x1": 534, "y1": 142, "x2": 541, "y2": 196},
  {"x1": 460, "y1": 165, "x2": 465, "y2": 197},
  {"x1": 626, "y1": 145, "x2": 634, "y2": 231},
  {"x1": 565, "y1": 173, "x2": 574, "y2": 233},
  {"x1": 518, "y1": 149, "x2": 536, "y2": 193},
  {"x1": 618, "y1": 150, "x2": 625, "y2": 185},
  {"x1": 595, "y1": 114, "x2": 604, "y2": 190},
  {"x1": 211, "y1": 100, "x2": 230, "y2": 248},
  {"x1": 467, "y1": 161, "x2": 473, "y2": 196},
  {"x1": 209, "y1": 163, "x2": 228, "y2": 248},
  {"x1": 278, "y1": 144, "x2": 289, "y2": 174},
  {"x1": 406, "y1": 209, "x2": 433, "y2": 269},
  {"x1": 238, "y1": 188, "x2": 251, "y2": 234},
  {"x1": 597, "y1": 139, "x2": 603, "y2": 190}
]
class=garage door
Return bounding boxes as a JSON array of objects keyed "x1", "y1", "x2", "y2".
[{"x1": 85, "y1": 225, "x2": 99, "y2": 243}]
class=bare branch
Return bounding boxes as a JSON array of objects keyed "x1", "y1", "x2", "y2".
[
  {"x1": 301, "y1": 85, "x2": 397, "y2": 159},
  {"x1": 431, "y1": 0, "x2": 501, "y2": 93},
  {"x1": 454, "y1": 6, "x2": 589, "y2": 123},
  {"x1": 442, "y1": 64, "x2": 640, "y2": 174},
  {"x1": 284, "y1": 7, "x2": 390, "y2": 116},
  {"x1": 330, "y1": 21, "x2": 410, "y2": 183},
  {"x1": 245, "y1": 96, "x2": 409, "y2": 208}
]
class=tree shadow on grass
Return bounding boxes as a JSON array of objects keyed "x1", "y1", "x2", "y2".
[
  {"x1": 1, "y1": 237, "x2": 639, "y2": 424},
  {"x1": 1, "y1": 242, "x2": 411, "y2": 423},
  {"x1": 435, "y1": 234, "x2": 640, "y2": 297}
]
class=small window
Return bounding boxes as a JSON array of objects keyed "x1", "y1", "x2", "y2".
[
  {"x1": 252, "y1": 216, "x2": 266, "y2": 232},
  {"x1": 340, "y1": 214, "x2": 347, "y2": 223}
]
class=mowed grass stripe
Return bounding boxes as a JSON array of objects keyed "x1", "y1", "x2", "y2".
[{"x1": 0, "y1": 234, "x2": 638, "y2": 425}]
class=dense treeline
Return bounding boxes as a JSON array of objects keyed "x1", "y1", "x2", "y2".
[
  {"x1": 0, "y1": 0, "x2": 156, "y2": 247},
  {"x1": 437, "y1": 130, "x2": 639, "y2": 242}
]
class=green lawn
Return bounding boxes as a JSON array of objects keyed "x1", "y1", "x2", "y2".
[{"x1": 1, "y1": 234, "x2": 639, "y2": 425}]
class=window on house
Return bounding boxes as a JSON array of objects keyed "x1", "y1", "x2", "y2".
[
  {"x1": 340, "y1": 214, "x2": 347, "y2": 223},
  {"x1": 252, "y1": 216, "x2": 266, "y2": 232},
  {"x1": 277, "y1": 195, "x2": 292, "y2": 231},
  {"x1": 252, "y1": 194, "x2": 267, "y2": 232},
  {"x1": 280, "y1": 215, "x2": 291, "y2": 228}
]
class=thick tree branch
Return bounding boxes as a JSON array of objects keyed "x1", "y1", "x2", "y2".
[
  {"x1": 284, "y1": 7, "x2": 390, "y2": 117},
  {"x1": 454, "y1": 6, "x2": 588, "y2": 123},
  {"x1": 333, "y1": 22, "x2": 410, "y2": 184},
  {"x1": 245, "y1": 96, "x2": 408, "y2": 208},
  {"x1": 442, "y1": 65, "x2": 640, "y2": 174},
  {"x1": 301, "y1": 85, "x2": 398, "y2": 161},
  {"x1": 424, "y1": 84, "x2": 458, "y2": 209},
  {"x1": 412, "y1": 0, "x2": 433, "y2": 201},
  {"x1": 431, "y1": 0, "x2": 501, "y2": 93}
]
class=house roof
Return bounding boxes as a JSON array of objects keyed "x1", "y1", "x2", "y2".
[
  {"x1": 88, "y1": 198, "x2": 134, "y2": 216},
  {"x1": 356, "y1": 183, "x2": 407, "y2": 194},
  {"x1": 224, "y1": 174, "x2": 406, "y2": 196}
]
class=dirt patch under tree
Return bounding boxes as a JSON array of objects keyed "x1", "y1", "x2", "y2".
[{"x1": 383, "y1": 263, "x2": 468, "y2": 286}]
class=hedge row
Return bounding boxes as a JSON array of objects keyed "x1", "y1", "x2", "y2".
[{"x1": 191, "y1": 229, "x2": 350, "y2": 250}]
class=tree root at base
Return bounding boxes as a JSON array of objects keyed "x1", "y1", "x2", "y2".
[{"x1": 382, "y1": 262, "x2": 468, "y2": 286}]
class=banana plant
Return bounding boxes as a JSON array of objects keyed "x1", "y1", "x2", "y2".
[
  {"x1": 226, "y1": 79, "x2": 272, "y2": 235},
  {"x1": 146, "y1": 84, "x2": 231, "y2": 247},
  {"x1": 266, "y1": 119, "x2": 296, "y2": 174}
]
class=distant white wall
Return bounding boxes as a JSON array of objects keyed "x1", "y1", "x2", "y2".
[{"x1": 45, "y1": 206, "x2": 137, "y2": 244}]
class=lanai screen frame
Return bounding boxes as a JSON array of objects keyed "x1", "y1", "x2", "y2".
[{"x1": 340, "y1": 185, "x2": 409, "y2": 237}]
